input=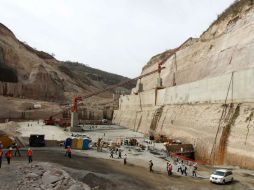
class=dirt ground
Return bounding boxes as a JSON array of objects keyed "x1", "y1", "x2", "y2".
[
  {"x1": 0, "y1": 149, "x2": 251, "y2": 190},
  {"x1": 1, "y1": 122, "x2": 253, "y2": 189}
]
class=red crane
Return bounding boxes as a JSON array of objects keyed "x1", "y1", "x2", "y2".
[
  {"x1": 44, "y1": 65, "x2": 167, "y2": 127},
  {"x1": 71, "y1": 96, "x2": 82, "y2": 112}
]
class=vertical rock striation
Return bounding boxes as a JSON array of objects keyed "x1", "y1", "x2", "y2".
[{"x1": 113, "y1": 1, "x2": 254, "y2": 169}]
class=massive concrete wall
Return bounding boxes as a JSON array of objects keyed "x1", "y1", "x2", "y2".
[
  {"x1": 158, "y1": 68, "x2": 254, "y2": 105},
  {"x1": 120, "y1": 68, "x2": 254, "y2": 108},
  {"x1": 114, "y1": 68, "x2": 254, "y2": 168},
  {"x1": 114, "y1": 3, "x2": 254, "y2": 168}
]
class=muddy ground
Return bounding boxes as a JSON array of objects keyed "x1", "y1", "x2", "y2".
[{"x1": 0, "y1": 149, "x2": 250, "y2": 190}]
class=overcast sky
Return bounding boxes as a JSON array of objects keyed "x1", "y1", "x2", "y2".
[{"x1": 0, "y1": 0, "x2": 235, "y2": 78}]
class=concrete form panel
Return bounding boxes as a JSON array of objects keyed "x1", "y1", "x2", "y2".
[{"x1": 140, "y1": 89, "x2": 156, "y2": 108}]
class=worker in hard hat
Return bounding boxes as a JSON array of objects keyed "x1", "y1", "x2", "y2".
[
  {"x1": 0, "y1": 148, "x2": 3, "y2": 168},
  {"x1": 66, "y1": 146, "x2": 72, "y2": 158},
  {"x1": 27, "y1": 148, "x2": 33, "y2": 163},
  {"x1": 149, "y1": 160, "x2": 153, "y2": 172},
  {"x1": 123, "y1": 154, "x2": 127, "y2": 165},
  {"x1": 167, "y1": 162, "x2": 173, "y2": 176},
  {"x1": 14, "y1": 143, "x2": 21, "y2": 157},
  {"x1": 5, "y1": 147, "x2": 13, "y2": 165}
]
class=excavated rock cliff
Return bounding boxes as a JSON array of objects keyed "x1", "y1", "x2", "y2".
[
  {"x1": 0, "y1": 23, "x2": 135, "y2": 120},
  {"x1": 113, "y1": 0, "x2": 254, "y2": 169},
  {"x1": 0, "y1": 24, "x2": 134, "y2": 102}
]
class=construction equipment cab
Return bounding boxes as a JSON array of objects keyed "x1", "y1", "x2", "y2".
[{"x1": 29, "y1": 134, "x2": 45, "y2": 147}]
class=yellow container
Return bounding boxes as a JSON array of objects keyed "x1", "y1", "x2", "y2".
[
  {"x1": 71, "y1": 138, "x2": 78, "y2": 149},
  {"x1": 0, "y1": 135, "x2": 14, "y2": 148},
  {"x1": 76, "y1": 138, "x2": 83, "y2": 150}
]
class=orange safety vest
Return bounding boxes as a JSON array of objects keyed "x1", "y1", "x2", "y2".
[
  {"x1": 27, "y1": 150, "x2": 33, "y2": 156},
  {"x1": 168, "y1": 164, "x2": 173, "y2": 171},
  {"x1": 6, "y1": 151, "x2": 13, "y2": 158}
]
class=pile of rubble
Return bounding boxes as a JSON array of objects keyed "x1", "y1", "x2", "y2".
[{"x1": 17, "y1": 163, "x2": 91, "y2": 190}]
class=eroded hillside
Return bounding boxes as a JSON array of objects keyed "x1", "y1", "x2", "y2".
[
  {"x1": 0, "y1": 23, "x2": 135, "y2": 120},
  {"x1": 0, "y1": 23, "x2": 135, "y2": 102}
]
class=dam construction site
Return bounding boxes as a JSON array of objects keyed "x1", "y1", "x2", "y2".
[{"x1": 0, "y1": 1, "x2": 254, "y2": 190}]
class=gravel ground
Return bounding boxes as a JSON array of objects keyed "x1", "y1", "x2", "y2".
[
  {"x1": 0, "y1": 149, "x2": 252, "y2": 190},
  {"x1": 0, "y1": 122, "x2": 253, "y2": 189}
]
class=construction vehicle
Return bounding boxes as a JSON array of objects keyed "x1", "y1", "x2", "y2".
[
  {"x1": 44, "y1": 116, "x2": 55, "y2": 125},
  {"x1": 44, "y1": 117, "x2": 70, "y2": 127},
  {"x1": 29, "y1": 134, "x2": 45, "y2": 147}
]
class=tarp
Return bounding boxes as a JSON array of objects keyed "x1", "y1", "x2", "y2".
[{"x1": 0, "y1": 130, "x2": 15, "y2": 148}]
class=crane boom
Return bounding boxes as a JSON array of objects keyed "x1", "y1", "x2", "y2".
[
  {"x1": 47, "y1": 66, "x2": 165, "y2": 119},
  {"x1": 44, "y1": 39, "x2": 190, "y2": 126}
]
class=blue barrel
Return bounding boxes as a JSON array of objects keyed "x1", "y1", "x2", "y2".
[
  {"x1": 82, "y1": 138, "x2": 91, "y2": 150},
  {"x1": 64, "y1": 138, "x2": 72, "y2": 148}
]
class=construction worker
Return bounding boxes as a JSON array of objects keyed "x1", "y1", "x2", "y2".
[
  {"x1": 110, "y1": 149, "x2": 114, "y2": 158},
  {"x1": 123, "y1": 154, "x2": 127, "y2": 165},
  {"x1": 118, "y1": 149, "x2": 122, "y2": 159},
  {"x1": 97, "y1": 138, "x2": 102, "y2": 152},
  {"x1": 177, "y1": 161, "x2": 182, "y2": 173},
  {"x1": 66, "y1": 146, "x2": 72, "y2": 158},
  {"x1": 149, "y1": 160, "x2": 153, "y2": 172},
  {"x1": 167, "y1": 162, "x2": 173, "y2": 176},
  {"x1": 181, "y1": 162, "x2": 187, "y2": 176},
  {"x1": 27, "y1": 148, "x2": 33, "y2": 163},
  {"x1": 5, "y1": 147, "x2": 13, "y2": 165},
  {"x1": 192, "y1": 163, "x2": 197, "y2": 177},
  {"x1": 0, "y1": 149, "x2": 3, "y2": 168},
  {"x1": 14, "y1": 143, "x2": 21, "y2": 157}
]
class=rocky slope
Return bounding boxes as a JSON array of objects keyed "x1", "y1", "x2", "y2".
[
  {"x1": 0, "y1": 23, "x2": 135, "y2": 120},
  {"x1": 136, "y1": 0, "x2": 254, "y2": 91},
  {"x1": 0, "y1": 162, "x2": 91, "y2": 190},
  {"x1": 113, "y1": 0, "x2": 254, "y2": 169},
  {"x1": 0, "y1": 23, "x2": 134, "y2": 102}
]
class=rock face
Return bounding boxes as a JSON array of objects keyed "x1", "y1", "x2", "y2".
[
  {"x1": 113, "y1": 0, "x2": 254, "y2": 169},
  {"x1": 0, "y1": 24, "x2": 134, "y2": 102},
  {"x1": 0, "y1": 46, "x2": 17, "y2": 83},
  {"x1": 0, "y1": 23, "x2": 135, "y2": 120}
]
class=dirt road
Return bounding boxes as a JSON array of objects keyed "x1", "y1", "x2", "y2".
[{"x1": 0, "y1": 149, "x2": 250, "y2": 190}]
